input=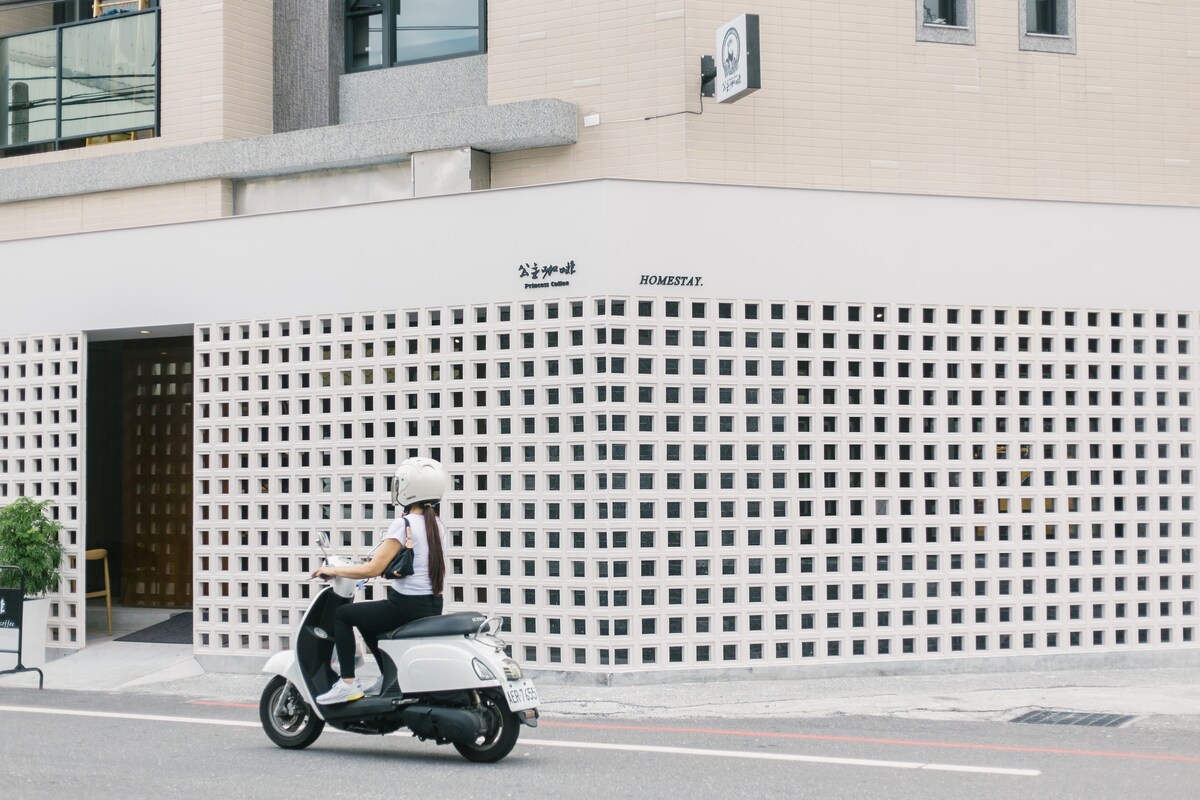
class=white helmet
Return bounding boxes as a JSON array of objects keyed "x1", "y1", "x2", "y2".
[{"x1": 391, "y1": 457, "x2": 446, "y2": 507}]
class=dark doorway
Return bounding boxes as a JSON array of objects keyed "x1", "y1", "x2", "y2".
[{"x1": 86, "y1": 333, "x2": 193, "y2": 612}]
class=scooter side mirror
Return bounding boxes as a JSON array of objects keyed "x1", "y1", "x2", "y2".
[{"x1": 316, "y1": 531, "x2": 331, "y2": 558}]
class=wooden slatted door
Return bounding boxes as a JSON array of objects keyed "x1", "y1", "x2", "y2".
[{"x1": 120, "y1": 339, "x2": 192, "y2": 608}]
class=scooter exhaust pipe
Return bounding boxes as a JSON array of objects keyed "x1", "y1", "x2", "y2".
[{"x1": 401, "y1": 705, "x2": 486, "y2": 742}]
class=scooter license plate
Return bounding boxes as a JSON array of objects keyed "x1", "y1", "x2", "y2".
[{"x1": 504, "y1": 679, "x2": 540, "y2": 711}]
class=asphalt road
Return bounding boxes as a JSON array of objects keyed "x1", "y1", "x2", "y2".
[{"x1": 1, "y1": 687, "x2": 1198, "y2": 800}]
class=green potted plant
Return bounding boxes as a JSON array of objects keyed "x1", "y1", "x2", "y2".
[{"x1": 0, "y1": 497, "x2": 67, "y2": 670}]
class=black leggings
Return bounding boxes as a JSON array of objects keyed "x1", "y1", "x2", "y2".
[{"x1": 333, "y1": 589, "x2": 443, "y2": 679}]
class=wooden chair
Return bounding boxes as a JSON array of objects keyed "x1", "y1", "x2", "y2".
[
  {"x1": 92, "y1": 1, "x2": 150, "y2": 16},
  {"x1": 85, "y1": 549, "x2": 113, "y2": 636}
]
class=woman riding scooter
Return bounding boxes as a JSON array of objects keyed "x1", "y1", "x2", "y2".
[{"x1": 310, "y1": 456, "x2": 448, "y2": 705}]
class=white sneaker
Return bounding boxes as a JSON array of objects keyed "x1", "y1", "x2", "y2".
[
  {"x1": 359, "y1": 676, "x2": 385, "y2": 696},
  {"x1": 316, "y1": 680, "x2": 365, "y2": 705}
]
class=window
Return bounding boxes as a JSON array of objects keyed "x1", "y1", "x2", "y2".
[
  {"x1": 1, "y1": 4, "x2": 160, "y2": 157},
  {"x1": 1028, "y1": 0, "x2": 1059, "y2": 33},
  {"x1": 1019, "y1": 0, "x2": 1075, "y2": 54},
  {"x1": 346, "y1": 0, "x2": 486, "y2": 72},
  {"x1": 916, "y1": 0, "x2": 974, "y2": 45},
  {"x1": 923, "y1": 0, "x2": 957, "y2": 25}
]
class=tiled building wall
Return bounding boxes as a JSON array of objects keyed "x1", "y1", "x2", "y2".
[
  {"x1": 0, "y1": 6, "x2": 50, "y2": 35},
  {"x1": 0, "y1": 334, "x2": 85, "y2": 649},
  {"x1": 212, "y1": 0, "x2": 275, "y2": 140},
  {"x1": 5, "y1": 0, "x2": 1197, "y2": 243},
  {"x1": 490, "y1": 0, "x2": 1200, "y2": 206},
  {"x1": 0, "y1": 1, "x2": 273, "y2": 159},
  {"x1": 486, "y1": 2, "x2": 691, "y2": 185},
  {"x1": 0, "y1": 180, "x2": 231, "y2": 243},
  {"x1": 0, "y1": 1, "x2": 270, "y2": 238},
  {"x1": 193, "y1": 297, "x2": 1199, "y2": 673}
]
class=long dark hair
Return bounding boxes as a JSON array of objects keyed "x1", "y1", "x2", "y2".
[{"x1": 413, "y1": 502, "x2": 446, "y2": 596}]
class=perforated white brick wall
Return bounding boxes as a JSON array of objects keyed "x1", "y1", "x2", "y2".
[
  {"x1": 193, "y1": 297, "x2": 1198, "y2": 673},
  {"x1": 0, "y1": 333, "x2": 85, "y2": 648}
]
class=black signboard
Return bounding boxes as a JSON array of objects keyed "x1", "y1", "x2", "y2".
[
  {"x1": 0, "y1": 586, "x2": 21, "y2": 629},
  {"x1": 0, "y1": 565, "x2": 43, "y2": 688}
]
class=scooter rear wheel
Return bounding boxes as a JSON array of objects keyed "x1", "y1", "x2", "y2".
[
  {"x1": 260, "y1": 675, "x2": 325, "y2": 749},
  {"x1": 453, "y1": 689, "x2": 522, "y2": 763}
]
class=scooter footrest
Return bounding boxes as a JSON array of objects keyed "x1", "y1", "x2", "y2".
[{"x1": 320, "y1": 696, "x2": 397, "y2": 721}]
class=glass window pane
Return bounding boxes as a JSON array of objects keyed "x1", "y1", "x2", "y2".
[
  {"x1": 396, "y1": 0, "x2": 479, "y2": 28},
  {"x1": 923, "y1": 0, "x2": 956, "y2": 25},
  {"x1": 394, "y1": 0, "x2": 480, "y2": 64},
  {"x1": 395, "y1": 27, "x2": 479, "y2": 63},
  {"x1": 55, "y1": 0, "x2": 93, "y2": 25},
  {"x1": 1, "y1": 30, "x2": 59, "y2": 147},
  {"x1": 349, "y1": 11, "x2": 383, "y2": 69},
  {"x1": 59, "y1": 12, "x2": 157, "y2": 138},
  {"x1": 1029, "y1": 0, "x2": 1057, "y2": 34}
]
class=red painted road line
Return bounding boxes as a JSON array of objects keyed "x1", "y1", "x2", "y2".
[
  {"x1": 538, "y1": 720, "x2": 1200, "y2": 764},
  {"x1": 182, "y1": 699, "x2": 1198, "y2": 765}
]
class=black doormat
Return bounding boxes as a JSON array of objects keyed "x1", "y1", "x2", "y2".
[{"x1": 115, "y1": 612, "x2": 194, "y2": 644}]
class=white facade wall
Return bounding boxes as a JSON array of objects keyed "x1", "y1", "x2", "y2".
[
  {"x1": 1, "y1": 180, "x2": 1196, "y2": 673},
  {"x1": 0, "y1": 334, "x2": 84, "y2": 652},
  {"x1": 190, "y1": 291, "x2": 1198, "y2": 673}
]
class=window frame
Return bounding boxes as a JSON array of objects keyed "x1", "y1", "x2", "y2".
[
  {"x1": 0, "y1": 6, "x2": 161, "y2": 157},
  {"x1": 345, "y1": 0, "x2": 487, "y2": 73},
  {"x1": 1018, "y1": 0, "x2": 1076, "y2": 54},
  {"x1": 916, "y1": 0, "x2": 975, "y2": 46}
]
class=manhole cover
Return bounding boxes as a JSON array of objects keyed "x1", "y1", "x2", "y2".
[{"x1": 1011, "y1": 710, "x2": 1135, "y2": 728}]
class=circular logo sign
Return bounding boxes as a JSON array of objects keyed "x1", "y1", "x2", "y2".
[{"x1": 722, "y1": 28, "x2": 741, "y2": 77}]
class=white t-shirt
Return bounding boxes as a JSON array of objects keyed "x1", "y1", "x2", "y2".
[{"x1": 384, "y1": 512, "x2": 447, "y2": 596}]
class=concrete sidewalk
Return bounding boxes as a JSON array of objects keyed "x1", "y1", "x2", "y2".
[{"x1": 4, "y1": 640, "x2": 1200, "y2": 730}]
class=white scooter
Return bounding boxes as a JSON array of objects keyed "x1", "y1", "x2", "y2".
[{"x1": 259, "y1": 533, "x2": 540, "y2": 763}]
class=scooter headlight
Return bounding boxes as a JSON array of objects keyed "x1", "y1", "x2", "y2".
[{"x1": 472, "y1": 658, "x2": 497, "y2": 681}]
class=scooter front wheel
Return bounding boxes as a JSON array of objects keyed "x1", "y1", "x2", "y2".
[
  {"x1": 454, "y1": 689, "x2": 522, "y2": 763},
  {"x1": 260, "y1": 675, "x2": 325, "y2": 749}
]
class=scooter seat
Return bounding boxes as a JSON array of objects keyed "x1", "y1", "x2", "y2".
[{"x1": 381, "y1": 611, "x2": 489, "y2": 640}]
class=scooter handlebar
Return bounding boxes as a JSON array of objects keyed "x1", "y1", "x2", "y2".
[{"x1": 309, "y1": 554, "x2": 363, "y2": 597}]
